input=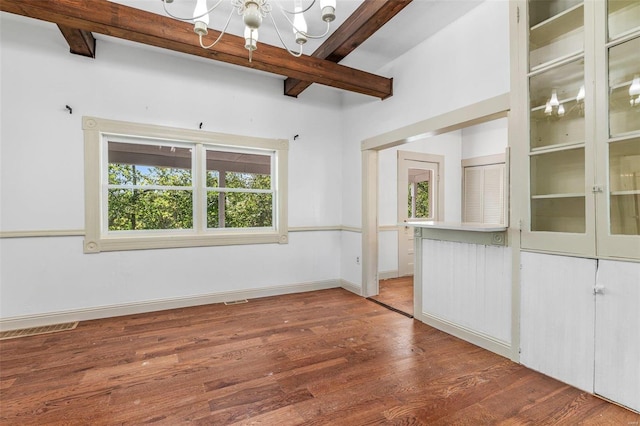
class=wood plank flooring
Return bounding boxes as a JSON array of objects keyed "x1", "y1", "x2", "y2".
[
  {"x1": 1, "y1": 288, "x2": 638, "y2": 425},
  {"x1": 370, "y1": 276, "x2": 414, "y2": 316}
]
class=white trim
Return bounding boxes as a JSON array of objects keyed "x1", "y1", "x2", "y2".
[
  {"x1": 0, "y1": 226, "x2": 368, "y2": 239},
  {"x1": 289, "y1": 226, "x2": 343, "y2": 232},
  {"x1": 361, "y1": 93, "x2": 510, "y2": 152},
  {"x1": 378, "y1": 270, "x2": 399, "y2": 280},
  {"x1": 342, "y1": 226, "x2": 362, "y2": 233},
  {"x1": 421, "y1": 311, "x2": 512, "y2": 359},
  {"x1": 83, "y1": 116, "x2": 289, "y2": 253},
  {"x1": 0, "y1": 230, "x2": 85, "y2": 238},
  {"x1": 340, "y1": 279, "x2": 362, "y2": 296},
  {"x1": 0, "y1": 279, "x2": 341, "y2": 332}
]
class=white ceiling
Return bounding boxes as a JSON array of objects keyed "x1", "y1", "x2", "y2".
[{"x1": 109, "y1": 0, "x2": 483, "y2": 74}]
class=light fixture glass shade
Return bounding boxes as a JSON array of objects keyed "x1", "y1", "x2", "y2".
[
  {"x1": 544, "y1": 101, "x2": 552, "y2": 115},
  {"x1": 550, "y1": 90, "x2": 559, "y2": 107},
  {"x1": 629, "y1": 75, "x2": 640, "y2": 97},
  {"x1": 193, "y1": 0, "x2": 209, "y2": 25},
  {"x1": 558, "y1": 104, "x2": 565, "y2": 116},
  {"x1": 576, "y1": 85, "x2": 585, "y2": 102},
  {"x1": 293, "y1": 7, "x2": 308, "y2": 44}
]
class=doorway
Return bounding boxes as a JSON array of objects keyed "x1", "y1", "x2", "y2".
[
  {"x1": 397, "y1": 151, "x2": 442, "y2": 277},
  {"x1": 369, "y1": 151, "x2": 443, "y2": 317}
]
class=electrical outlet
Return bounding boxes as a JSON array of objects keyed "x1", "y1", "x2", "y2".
[{"x1": 356, "y1": 256, "x2": 360, "y2": 265}]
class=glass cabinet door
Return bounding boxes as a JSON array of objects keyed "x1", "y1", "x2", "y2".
[
  {"x1": 596, "y1": 1, "x2": 640, "y2": 257},
  {"x1": 527, "y1": 0, "x2": 589, "y2": 239}
]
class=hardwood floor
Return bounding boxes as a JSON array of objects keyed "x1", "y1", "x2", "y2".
[
  {"x1": 1, "y1": 288, "x2": 638, "y2": 425},
  {"x1": 370, "y1": 276, "x2": 414, "y2": 316}
]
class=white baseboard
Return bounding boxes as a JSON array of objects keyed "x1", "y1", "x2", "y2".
[
  {"x1": 378, "y1": 270, "x2": 400, "y2": 280},
  {"x1": 420, "y1": 311, "x2": 511, "y2": 359},
  {"x1": 0, "y1": 279, "x2": 341, "y2": 331},
  {"x1": 340, "y1": 279, "x2": 362, "y2": 296}
]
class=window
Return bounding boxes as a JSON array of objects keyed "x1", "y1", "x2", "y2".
[
  {"x1": 84, "y1": 117, "x2": 288, "y2": 252},
  {"x1": 407, "y1": 169, "x2": 433, "y2": 220},
  {"x1": 462, "y1": 154, "x2": 506, "y2": 225}
]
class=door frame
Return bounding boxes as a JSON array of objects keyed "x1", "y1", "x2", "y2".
[
  {"x1": 360, "y1": 93, "x2": 511, "y2": 325},
  {"x1": 397, "y1": 151, "x2": 445, "y2": 277}
]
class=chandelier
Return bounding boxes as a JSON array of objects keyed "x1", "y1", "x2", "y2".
[{"x1": 162, "y1": 0, "x2": 337, "y2": 62}]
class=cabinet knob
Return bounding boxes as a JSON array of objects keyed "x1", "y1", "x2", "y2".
[{"x1": 593, "y1": 285, "x2": 605, "y2": 295}]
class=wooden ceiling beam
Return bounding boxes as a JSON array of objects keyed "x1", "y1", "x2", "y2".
[
  {"x1": 284, "y1": 0, "x2": 411, "y2": 98},
  {"x1": 57, "y1": 25, "x2": 96, "y2": 58},
  {"x1": 1, "y1": 0, "x2": 393, "y2": 99}
]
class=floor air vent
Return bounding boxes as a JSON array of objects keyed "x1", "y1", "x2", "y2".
[
  {"x1": 224, "y1": 299, "x2": 248, "y2": 305},
  {"x1": 0, "y1": 322, "x2": 79, "y2": 341}
]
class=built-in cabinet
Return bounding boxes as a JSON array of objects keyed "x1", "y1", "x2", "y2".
[
  {"x1": 520, "y1": 0, "x2": 640, "y2": 259},
  {"x1": 520, "y1": 253, "x2": 640, "y2": 412},
  {"x1": 517, "y1": 0, "x2": 640, "y2": 414}
]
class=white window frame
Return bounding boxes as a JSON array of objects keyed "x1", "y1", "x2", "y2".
[{"x1": 83, "y1": 116, "x2": 288, "y2": 253}]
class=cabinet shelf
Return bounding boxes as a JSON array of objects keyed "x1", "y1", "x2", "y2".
[
  {"x1": 611, "y1": 190, "x2": 640, "y2": 196},
  {"x1": 530, "y1": 141, "x2": 585, "y2": 155},
  {"x1": 530, "y1": 3, "x2": 584, "y2": 45},
  {"x1": 530, "y1": 51, "x2": 584, "y2": 75},
  {"x1": 532, "y1": 193, "x2": 585, "y2": 199}
]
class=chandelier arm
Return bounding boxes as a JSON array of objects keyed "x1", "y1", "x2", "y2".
[
  {"x1": 275, "y1": 0, "x2": 316, "y2": 15},
  {"x1": 200, "y1": 7, "x2": 235, "y2": 49},
  {"x1": 162, "y1": 0, "x2": 225, "y2": 22},
  {"x1": 300, "y1": 22, "x2": 331, "y2": 39},
  {"x1": 279, "y1": 8, "x2": 331, "y2": 39},
  {"x1": 268, "y1": 12, "x2": 304, "y2": 57}
]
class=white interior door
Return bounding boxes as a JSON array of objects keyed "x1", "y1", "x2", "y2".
[{"x1": 398, "y1": 157, "x2": 439, "y2": 277}]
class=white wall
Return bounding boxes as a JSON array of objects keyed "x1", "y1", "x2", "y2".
[
  {"x1": 461, "y1": 117, "x2": 509, "y2": 160},
  {"x1": 0, "y1": 0, "x2": 512, "y2": 317},
  {"x1": 0, "y1": 14, "x2": 344, "y2": 319},
  {"x1": 340, "y1": 0, "x2": 510, "y2": 286}
]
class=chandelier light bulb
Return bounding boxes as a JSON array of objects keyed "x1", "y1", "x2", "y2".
[
  {"x1": 193, "y1": 0, "x2": 209, "y2": 35},
  {"x1": 544, "y1": 101, "x2": 552, "y2": 115},
  {"x1": 629, "y1": 75, "x2": 640, "y2": 97},
  {"x1": 558, "y1": 104, "x2": 565, "y2": 116},
  {"x1": 320, "y1": 0, "x2": 336, "y2": 22},
  {"x1": 293, "y1": 6, "x2": 308, "y2": 45},
  {"x1": 576, "y1": 85, "x2": 585, "y2": 102},
  {"x1": 549, "y1": 90, "x2": 559, "y2": 107}
]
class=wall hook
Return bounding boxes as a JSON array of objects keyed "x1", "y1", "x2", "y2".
[
  {"x1": 293, "y1": 134, "x2": 299, "y2": 141},
  {"x1": 199, "y1": 122, "x2": 203, "y2": 129},
  {"x1": 65, "y1": 105, "x2": 73, "y2": 115}
]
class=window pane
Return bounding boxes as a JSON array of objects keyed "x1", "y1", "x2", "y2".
[
  {"x1": 226, "y1": 172, "x2": 271, "y2": 190},
  {"x1": 609, "y1": 138, "x2": 640, "y2": 235},
  {"x1": 529, "y1": 59, "x2": 585, "y2": 150},
  {"x1": 226, "y1": 192, "x2": 273, "y2": 228},
  {"x1": 207, "y1": 170, "x2": 220, "y2": 188},
  {"x1": 108, "y1": 142, "x2": 192, "y2": 186},
  {"x1": 608, "y1": 0, "x2": 640, "y2": 41},
  {"x1": 407, "y1": 168, "x2": 431, "y2": 219},
  {"x1": 206, "y1": 149, "x2": 271, "y2": 189},
  {"x1": 608, "y1": 36, "x2": 640, "y2": 137},
  {"x1": 206, "y1": 192, "x2": 221, "y2": 228},
  {"x1": 108, "y1": 189, "x2": 193, "y2": 231}
]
